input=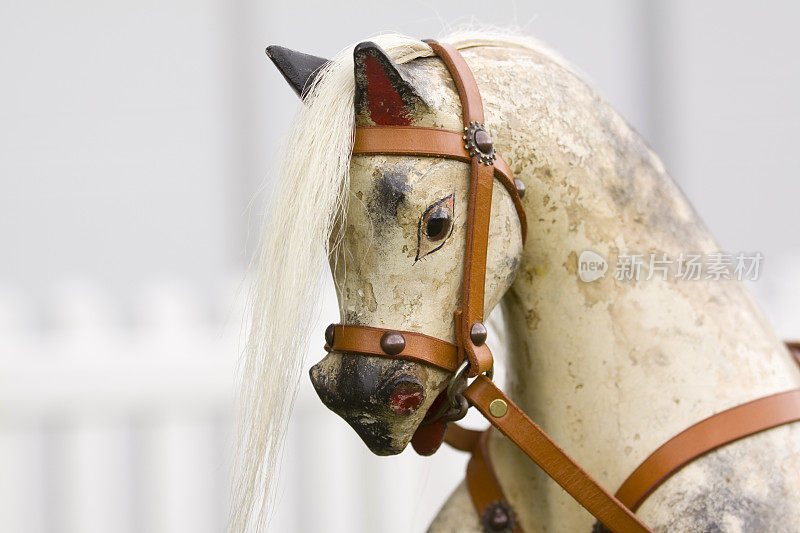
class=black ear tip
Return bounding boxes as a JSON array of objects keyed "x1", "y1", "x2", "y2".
[
  {"x1": 353, "y1": 41, "x2": 382, "y2": 56},
  {"x1": 266, "y1": 45, "x2": 330, "y2": 99},
  {"x1": 265, "y1": 45, "x2": 294, "y2": 61},
  {"x1": 265, "y1": 45, "x2": 295, "y2": 66}
]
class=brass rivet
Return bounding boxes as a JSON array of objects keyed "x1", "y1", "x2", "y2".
[
  {"x1": 325, "y1": 324, "x2": 335, "y2": 346},
  {"x1": 380, "y1": 331, "x2": 405, "y2": 355},
  {"x1": 489, "y1": 399, "x2": 508, "y2": 418}
]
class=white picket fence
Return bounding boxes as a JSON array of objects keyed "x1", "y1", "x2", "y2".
[
  {"x1": 0, "y1": 280, "x2": 476, "y2": 533},
  {"x1": 0, "y1": 281, "x2": 239, "y2": 533}
]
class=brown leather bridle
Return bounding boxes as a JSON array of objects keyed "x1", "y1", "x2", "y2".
[{"x1": 322, "y1": 40, "x2": 800, "y2": 532}]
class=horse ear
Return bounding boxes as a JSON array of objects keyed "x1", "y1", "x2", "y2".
[
  {"x1": 353, "y1": 41, "x2": 428, "y2": 126},
  {"x1": 266, "y1": 45, "x2": 329, "y2": 99}
]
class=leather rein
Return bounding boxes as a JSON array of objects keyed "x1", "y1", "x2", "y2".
[{"x1": 323, "y1": 40, "x2": 800, "y2": 532}]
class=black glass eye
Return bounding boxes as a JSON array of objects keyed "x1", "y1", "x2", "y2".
[
  {"x1": 425, "y1": 208, "x2": 451, "y2": 241},
  {"x1": 416, "y1": 194, "x2": 454, "y2": 262}
]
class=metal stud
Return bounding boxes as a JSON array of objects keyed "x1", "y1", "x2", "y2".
[
  {"x1": 489, "y1": 399, "x2": 508, "y2": 418},
  {"x1": 514, "y1": 178, "x2": 525, "y2": 198},
  {"x1": 380, "y1": 331, "x2": 405, "y2": 355},
  {"x1": 470, "y1": 322, "x2": 488, "y2": 346},
  {"x1": 488, "y1": 506, "x2": 510, "y2": 530},
  {"x1": 325, "y1": 324, "x2": 335, "y2": 346},
  {"x1": 481, "y1": 501, "x2": 517, "y2": 533}
]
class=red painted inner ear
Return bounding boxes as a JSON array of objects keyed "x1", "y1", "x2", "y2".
[{"x1": 364, "y1": 55, "x2": 412, "y2": 126}]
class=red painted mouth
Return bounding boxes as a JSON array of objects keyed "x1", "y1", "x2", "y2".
[{"x1": 410, "y1": 390, "x2": 448, "y2": 456}]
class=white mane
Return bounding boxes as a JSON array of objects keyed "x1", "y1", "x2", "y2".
[{"x1": 230, "y1": 29, "x2": 565, "y2": 532}]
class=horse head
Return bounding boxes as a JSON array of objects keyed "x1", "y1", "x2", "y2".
[{"x1": 270, "y1": 42, "x2": 523, "y2": 455}]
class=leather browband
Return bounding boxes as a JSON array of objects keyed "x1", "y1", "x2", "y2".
[{"x1": 352, "y1": 126, "x2": 528, "y2": 241}]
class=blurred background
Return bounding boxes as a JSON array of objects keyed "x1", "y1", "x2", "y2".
[{"x1": 1, "y1": 1, "x2": 799, "y2": 532}]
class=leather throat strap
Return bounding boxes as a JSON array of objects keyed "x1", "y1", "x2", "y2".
[
  {"x1": 787, "y1": 341, "x2": 800, "y2": 365},
  {"x1": 444, "y1": 424, "x2": 525, "y2": 532}
]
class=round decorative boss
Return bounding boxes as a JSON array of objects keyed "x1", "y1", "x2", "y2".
[{"x1": 463, "y1": 121, "x2": 497, "y2": 166}]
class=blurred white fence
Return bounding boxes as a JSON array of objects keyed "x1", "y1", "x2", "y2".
[
  {"x1": 0, "y1": 282, "x2": 239, "y2": 533},
  {"x1": 0, "y1": 280, "x2": 476, "y2": 533}
]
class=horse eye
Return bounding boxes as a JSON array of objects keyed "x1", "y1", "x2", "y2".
[
  {"x1": 425, "y1": 208, "x2": 451, "y2": 241},
  {"x1": 416, "y1": 194, "x2": 454, "y2": 261}
]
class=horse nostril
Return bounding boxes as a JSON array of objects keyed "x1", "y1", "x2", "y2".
[{"x1": 388, "y1": 380, "x2": 424, "y2": 415}]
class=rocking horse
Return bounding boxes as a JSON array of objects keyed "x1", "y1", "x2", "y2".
[{"x1": 232, "y1": 32, "x2": 800, "y2": 532}]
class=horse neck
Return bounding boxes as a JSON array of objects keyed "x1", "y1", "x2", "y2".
[{"x1": 469, "y1": 43, "x2": 800, "y2": 523}]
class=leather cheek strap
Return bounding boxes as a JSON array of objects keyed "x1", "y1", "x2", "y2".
[
  {"x1": 425, "y1": 40, "x2": 496, "y2": 378},
  {"x1": 325, "y1": 324, "x2": 460, "y2": 372},
  {"x1": 457, "y1": 159, "x2": 496, "y2": 377},
  {"x1": 425, "y1": 40, "x2": 484, "y2": 123}
]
